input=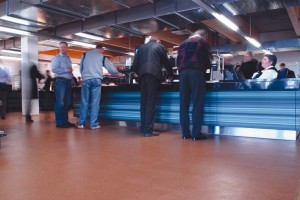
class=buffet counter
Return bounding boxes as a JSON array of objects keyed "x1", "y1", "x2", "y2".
[{"x1": 73, "y1": 79, "x2": 300, "y2": 140}]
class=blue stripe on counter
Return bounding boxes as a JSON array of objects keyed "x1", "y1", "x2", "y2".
[{"x1": 73, "y1": 90, "x2": 300, "y2": 131}]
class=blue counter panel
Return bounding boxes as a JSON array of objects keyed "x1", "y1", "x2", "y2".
[{"x1": 73, "y1": 87, "x2": 300, "y2": 131}]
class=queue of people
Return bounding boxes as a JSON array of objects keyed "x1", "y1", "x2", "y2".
[{"x1": 1, "y1": 30, "x2": 297, "y2": 140}]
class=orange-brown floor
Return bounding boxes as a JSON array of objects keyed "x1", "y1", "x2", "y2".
[{"x1": 0, "y1": 112, "x2": 300, "y2": 200}]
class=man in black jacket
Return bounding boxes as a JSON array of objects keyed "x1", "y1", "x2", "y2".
[
  {"x1": 237, "y1": 51, "x2": 258, "y2": 79},
  {"x1": 132, "y1": 37, "x2": 172, "y2": 137},
  {"x1": 278, "y1": 63, "x2": 296, "y2": 78}
]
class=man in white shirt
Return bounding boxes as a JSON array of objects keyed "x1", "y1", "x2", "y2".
[{"x1": 252, "y1": 54, "x2": 278, "y2": 79}]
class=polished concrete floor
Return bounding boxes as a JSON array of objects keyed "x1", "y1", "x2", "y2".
[{"x1": 0, "y1": 112, "x2": 300, "y2": 200}]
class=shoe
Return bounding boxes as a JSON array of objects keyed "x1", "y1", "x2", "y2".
[
  {"x1": 77, "y1": 124, "x2": 85, "y2": 129},
  {"x1": 144, "y1": 132, "x2": 160, "y2": 137},
  {"x1": 182, "y1": 135, "x2": 191, "y2": 139},
  {"x1": 26, "y1": 115, "x2": 34, "y2": 123},
  {"x1": 0, "y1": 133, "x2": 7, "y2": 137},
  {"x1": 67, "y1": 122, "x2": 75, "y2": 127},
  {"x1": 192, "y1": 134, "x2": 208, "y2": 140},
  {"x1": 56, "y1": 124, "x2": 69, "y2": 128},
  {"x1": 90, "y1": 125, "x2": 101, "y2": 129}
]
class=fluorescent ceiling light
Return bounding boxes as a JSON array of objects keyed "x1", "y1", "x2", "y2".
[
  {"x1": 263, "y1": 50, "x2": 272, "y2": 55},
  {"x1": 70, "y1": 41, "x2": 96, "y2": 48},
  {"x1": 0, "y1": 55, "x2": 21, "y2": 60},
  {"x1": 211, "y1": 12, "x2": 239, "y2": 32},
  {"x1": 223, "y1": 3, "x2": 238, "y2": 15},
  {"x1": 75, "y1": 32, "x2": 104, "y2": 41},
  {"x1": 1, "y1": 49, "x2": 21, "y2": 55},
  {"x1": 127, "y1": 52, "x2": 134, "y2": 56},
  {"x1": 1, "y1": 16, "x2": 30, "y2": 26},
  {"x1": 245, "y1": 36, "x2": 261, "y2": 48},
  {"x1": 0, "y1": 26, "x2": 31, "y2": 36}
]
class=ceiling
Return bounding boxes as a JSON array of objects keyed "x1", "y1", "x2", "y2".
[{"x1": 0, "y1": 0, "x2": 299, "y2": 60}]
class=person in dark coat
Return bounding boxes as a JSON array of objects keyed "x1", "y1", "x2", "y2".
[
  {"x1": 43, "y1": 70, "x2": 53, "y2": 91},
  {"x1": 278, "y1": 63, "x2": 296, "y2": 78},
  {"x1": 132, "y1": 36, "x2": 173, "y2": 137},
  {"x1": 237, "y1": 51, "x2": 258, "y2": 79},
  {"x1": 177, "y1": 29, "x2": 211, "y2": 140},
  {"x1": 25, "y1": 63, "x2": 44, "y2": 123}
]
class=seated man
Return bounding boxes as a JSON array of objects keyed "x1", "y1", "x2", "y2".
[{"x1": 252, "y1": 54, "x2": 278, "y2": 79}]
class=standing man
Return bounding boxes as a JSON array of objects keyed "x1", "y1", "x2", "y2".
[
  {"x1": 132, "y1": 37, "x2": 172, "y2": 137},
  {"x1": 51, "y1": 41, "x2": 75, "y2": 128},
  {"x1": 237, "y1": 51, "x2": 258, "y2": 79},
  {"x1": 278, "y1": 63, "x2": 296, "y2": 78},
  {"x1": 78, "y1": 45, "x2": 121, "y2": 129},
  {"x1": 177, "y1": 29, "x2": 211, "y2": 140}
]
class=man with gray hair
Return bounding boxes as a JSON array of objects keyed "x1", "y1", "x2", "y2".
[
  {"x1": 132, "y1": 36, "x2": 173, "y2": 137},
  {"x1": 177, "y1": 29, "x2": 211, "y2": 140},
  {"x1": 238, "y1": 51, "x2": 258, "y2": 79}
]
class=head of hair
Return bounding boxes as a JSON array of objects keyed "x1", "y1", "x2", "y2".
[
  {"x1": 96, "y1": 44, "x2": 103, "y2": 49},
  {"x1": 280, "y1": 63, "x2": 285, "y2": 67},
  {"x1": 59, "y1": 41, "x2": 68, "y2": 46},
  {"x1": 264, "y1": 54, "x2": 277, "y2": 66},
  {"x1": 245, "y1": 51, "x2": 253, "y2": 57},
  {"x1": 149, "y1": 36, "x2": 160, "y2": 43},
  {"x1": 190, "y1": 29, "x2": 207, "y2": 38}
]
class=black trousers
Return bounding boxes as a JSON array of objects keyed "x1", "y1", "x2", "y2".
[
  {"x1": 179, "y1": 70, "x2": 206, "y2": 138},
  {"x1": 140, "y1": 75, "x2": 160, "y2": 134}
]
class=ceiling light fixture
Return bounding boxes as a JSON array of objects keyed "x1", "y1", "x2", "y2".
[
  {"x1": 245, "y1": 36, "x2": 261, "y2": 48},
  {"x1": 0, "y1": 55, "x2": 21, "y2": 60},
  {"x1": 1, "y1": 49, "x2": 21, "y2": 55},
  {"x1": 211, "y1": 12, "x2": 239, "y2": 32},
  {"x1": 75, "y1": 32, "x2": 105, "y2": 41},
  {"x1": 223, "y1": 3, "x2": 238, "y2": 16},
  {"x1": 0, "y1": 16, "x2": 30, "y2": 26},
  {"x1": 262, "y1": 49, "x2": 272, "y2": 55},
  {"x1": 0, "y1": 26, "x2": 31, "y2": 36},
  {"x1": 69, "y1": 41, "x2": 96, "y2": 49}
]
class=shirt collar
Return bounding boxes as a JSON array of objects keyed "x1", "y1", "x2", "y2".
[{"x1": 59, "y1": 52, "x2": 68, "y2": 57}]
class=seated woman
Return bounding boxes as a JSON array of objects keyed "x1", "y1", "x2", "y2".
[{"x1": 252, "y1": 54, "x2": 278, "y2": 79}]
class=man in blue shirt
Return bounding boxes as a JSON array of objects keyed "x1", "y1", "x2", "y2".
[{"x1": 51, "y1": 41, "x2": 75, "y2": 128}]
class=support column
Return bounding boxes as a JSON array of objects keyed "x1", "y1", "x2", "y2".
[{"x1": 21, "y1": 36, "x2": 39, "y2": 115}]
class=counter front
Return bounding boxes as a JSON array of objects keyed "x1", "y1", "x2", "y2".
[{"x1": 72, "y1": 79, "x2": 300, "y2": 140}]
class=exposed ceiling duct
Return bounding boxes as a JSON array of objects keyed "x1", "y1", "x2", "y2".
[{"x1": 212, "y1": 38, "x2": 300, "y2": 54}]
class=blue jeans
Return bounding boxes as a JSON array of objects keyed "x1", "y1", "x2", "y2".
[
  {"x1": 180, "y1": 70, "x2": 206, "y2": 138},
  {"x1": 54, "y1": 78, "x2": 72, "y2": 126},
  {"x1": 79, "y1": 78, "x2": 101, "y2": 128}
]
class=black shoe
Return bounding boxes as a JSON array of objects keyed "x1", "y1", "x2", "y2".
[
  {"x1": 26, "y1": 116, "x2": 34, "y2": 123},
  {"x1": 144, "y1": 132, "x2": 160, "y2": 137},
  {"x1": 56, "y1": 124, "x2": 69, "y2": 128},
  {"x1": 192, "y1": 134, "x2": 208, "y2": 140},
  {"x1": 0, "y1": 133, "x2": 7, "y2": 137},
  {"x1": 182, "y1": 135, "x2": 191, "y2": 139},
  {"x1": 67, "y1": 122, "x2": 76, "y2": 127}
]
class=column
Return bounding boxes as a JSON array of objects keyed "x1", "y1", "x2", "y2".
[{"x1": 21, "y1": 36, "x2": 39, "y2": 115}]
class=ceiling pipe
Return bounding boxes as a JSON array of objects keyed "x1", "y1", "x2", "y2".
[{"x1": 192, "y1": 0, "x2": 272, "y2": 53}]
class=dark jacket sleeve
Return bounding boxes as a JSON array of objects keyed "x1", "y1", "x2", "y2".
[
  {"x1": 131, "y1": 51, "x2": 139, "y2": 74},
  {"x1": 31, "y1": 65, "x2": 45, "y2": 81},
  {"x1": 158, "y1": 45, "x2": 173, "y2": 77}
]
